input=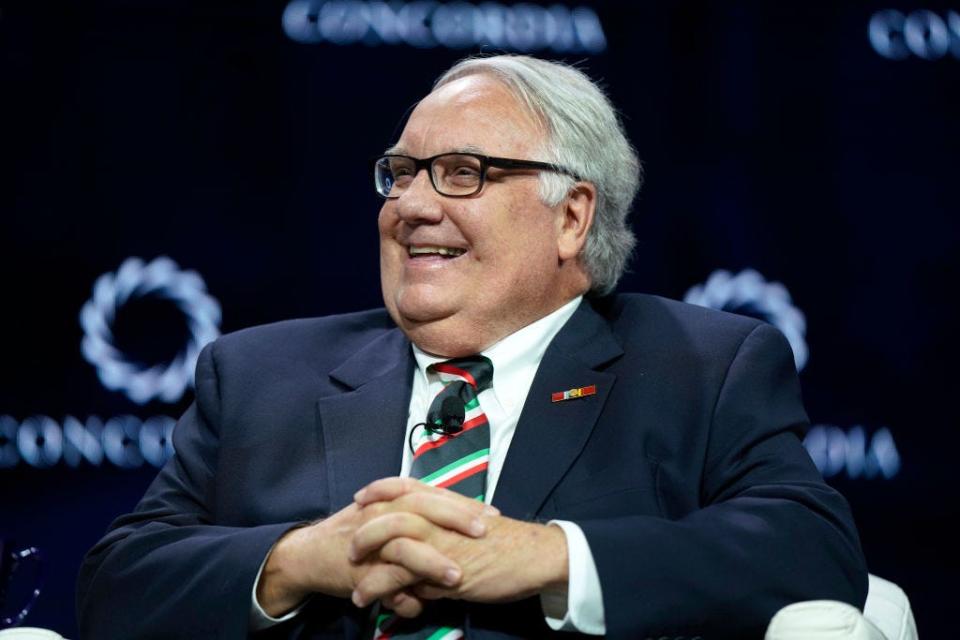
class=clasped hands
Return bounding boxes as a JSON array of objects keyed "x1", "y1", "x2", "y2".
[{"x1": 258, "y1": 477, "x2": 568, "y2": 619}]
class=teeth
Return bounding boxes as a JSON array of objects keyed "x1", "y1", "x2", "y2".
[{"x1": 408, "y1": 246, "x2": 466, "y2": 257}]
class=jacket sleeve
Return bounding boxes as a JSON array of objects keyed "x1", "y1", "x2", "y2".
[
  {"x1": 76, "y1": 342, "x2": 303, "y2": 639},
  {"x1": 577, "y1": 323, "x2": 869, "y2": 639}
]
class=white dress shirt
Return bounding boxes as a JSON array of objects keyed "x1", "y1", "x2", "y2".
[{"x1": 252, "y1": 296, "x2": 605, "y2": 634}]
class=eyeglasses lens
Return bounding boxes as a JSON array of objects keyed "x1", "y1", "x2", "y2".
[{"x1": 375, "y1": 154, "x2": 484, "y2": 198}]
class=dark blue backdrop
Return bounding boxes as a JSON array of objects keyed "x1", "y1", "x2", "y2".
[{"x1": 2, "y1": 1, "x2": 957, "y2": 636}]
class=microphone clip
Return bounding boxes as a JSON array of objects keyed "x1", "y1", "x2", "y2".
[{"x1": 408, "y1": 396, "x2": 466, "y2": 454}]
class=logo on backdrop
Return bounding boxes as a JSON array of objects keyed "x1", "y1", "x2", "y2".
[
  {"x1": 0, "y1": 257, "x2": 221, "y2": 470},
  {"x1": 869, "y1": 9, "x2": 960, "y2": 60},
  {"x1": 804, "y1": 425, "x2": 900, "y2": 481},
  {"x1": 282, "y1": 0, "x2": 607, "y2": 53},
  {"x1": 80, "y1": 256, "x2": 221, "y2": 405},
  {"x1": 0, "y1": 415, "x2": 176, "y2": 470},
  {"x1": 684, "y1": 268, "x2": 900, "y2": 480},
  {"x1": 683, "y1": 268, "x2": 808, "y2": 372}
]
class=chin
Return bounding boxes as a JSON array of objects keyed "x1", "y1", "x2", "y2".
[
  {"x1": 393, "y1": 297, "x2": 456, "y2": 327},
  {"x1": 402, "y1": 325, "x2": 486, "y2": 358}
]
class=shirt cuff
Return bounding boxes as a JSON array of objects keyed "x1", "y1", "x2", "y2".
[
  {"x1": 540, "y1": 520, "x2": 605, "y2": 635},
  {"x1": 249, "y1": 548, "x2": 308, "y2": 631}
]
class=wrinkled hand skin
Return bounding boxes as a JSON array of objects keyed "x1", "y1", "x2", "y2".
[
  {"x1": 256, "y1": 484, "x2": 493, "y2": 618},
  {"x1": 350, "y1": 477, "x2": 569, "y2": 619}
]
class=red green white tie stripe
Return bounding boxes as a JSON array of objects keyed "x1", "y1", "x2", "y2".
[
  {"x1": 374, "y1": 616, "x2": 463, "y2": 640},
  {"x1": 410, "y1": 395, "x2": 483, "y2": 457},
  {"x1": 375, "y1": 356, "x2": 493, "y2": 640},
  {"x1": 418, "y1": 448, "x2": 489, "y2": 489}
]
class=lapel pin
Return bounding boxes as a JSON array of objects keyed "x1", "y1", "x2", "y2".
[{"x1": 551, "y1": 385, "x2": 597, "y2": 403}]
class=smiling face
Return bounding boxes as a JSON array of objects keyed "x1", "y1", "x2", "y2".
[{"x1": 378, "y1": 74, "x2": 592, "y2": 356}]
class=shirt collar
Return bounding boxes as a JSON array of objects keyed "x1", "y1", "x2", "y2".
[{"x1": 411, "y1": 296, "x2": 583, "y2": 413}]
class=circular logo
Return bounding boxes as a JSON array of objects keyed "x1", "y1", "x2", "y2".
[
  {"x1": 684, "y1": 269, "x2": 809, "y2": 371},
  {"x1": 79, "y1": 256, "x2": 222, "y2": 405}
]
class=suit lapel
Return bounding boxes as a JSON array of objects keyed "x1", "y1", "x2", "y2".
[
  {"x1": 493, "y1": 300, "x2": 624, "y2": 520},
  {"x1": 317, "y1": 328, "x2": 415, "y2": 512}
]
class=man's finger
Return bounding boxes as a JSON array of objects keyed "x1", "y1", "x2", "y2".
[
  {"x1": 351, "y1": 563, "x2": 418, "y2": 608},
  {"x1": 392, "y1": 490, "x2": 495, "y2": 537},
  {"x1": 376, "y1": 537, "x2": 462, "y2": 587},
  {"x1": 358, "y1": 486, "x2": 498, "y2": 540},
  {"x1": 350, "y1": 512, "x2": 431, "y2": 561},
  {"x1": 412, "y1": 582, "x2": 454, "y2": 601},
  {"x1": 354, "y1": 477, "x2": 422, "y2": 505},
  {"x1": 382, "y1": 590, "x2": 425, "y2": 619},
  {"x1": 356, "y1": 478, "x2": 501, "y2": 517}
]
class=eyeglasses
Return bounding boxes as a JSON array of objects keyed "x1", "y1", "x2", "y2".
[{"x1": 374, "y1": 152, "x2": 579, "y2": 199}]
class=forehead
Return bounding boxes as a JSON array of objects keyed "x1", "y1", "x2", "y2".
[{"x1": 393, "y1": 74, "x2": 546, "y2": 158}]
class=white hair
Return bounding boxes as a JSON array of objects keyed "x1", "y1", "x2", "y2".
[{"x1": 434, "y1": 55, "x2": 642, "y2": 295}]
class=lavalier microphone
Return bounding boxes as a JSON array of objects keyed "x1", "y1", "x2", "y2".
[{"x1": 408, "y1": 396, "x2": 466, "y2": 454}]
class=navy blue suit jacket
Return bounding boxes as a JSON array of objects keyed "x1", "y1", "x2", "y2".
[{"x1": 77, "y1": 294, "x2": 868, "y2": 639}]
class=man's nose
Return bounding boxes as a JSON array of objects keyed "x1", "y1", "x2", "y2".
[{"x1": 394, "y1": 169, "x2": 445, "y2": 224}]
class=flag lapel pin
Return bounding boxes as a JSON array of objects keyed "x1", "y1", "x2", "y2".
[{"x1": 551, "y1": 385, "x2": 597, "y2": 403}]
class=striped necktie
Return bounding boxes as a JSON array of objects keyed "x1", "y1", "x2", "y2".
[{"x1": 375, "y1": 356, "x2": 494, "y2": 640}]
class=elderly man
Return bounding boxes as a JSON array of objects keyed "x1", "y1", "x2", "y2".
[{"x1": 78, "y1": 55, "x2": 867, "y2": 639}]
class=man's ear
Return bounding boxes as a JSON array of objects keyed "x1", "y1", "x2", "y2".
[{"x1": 557, "y1": 181, "x2": 597, "y2": 261}]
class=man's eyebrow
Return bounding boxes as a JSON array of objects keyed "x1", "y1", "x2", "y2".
[
  {"x1": 380, "y1": 144, "x2": 487, "y2": 157},
  {"x1": 453, "y1": 144, "x2": 485, "y2": 155}
]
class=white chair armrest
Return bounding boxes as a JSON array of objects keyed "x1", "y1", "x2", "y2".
[
  {"x1": 0, "y1": 630, "x2": 66, "y2": 640},
  {"x1": 863, "y1": 574, "x2": 918, "y2": 640},
  {"x1": 765, "y1": 600, "x2": 886, "y2": 640}
]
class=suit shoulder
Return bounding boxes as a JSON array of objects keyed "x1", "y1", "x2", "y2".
[
  {"x1": 206, "y1": 307, "x2": 397, "y2": 368},
  {"x1": 604, "y1": 293, "x2": 764, "y2": 343},
  {"x1": 596, "y1": 292, "x2": 795, "y2": 374},
  {"x1": 589, "y1": 294, "x2": 797, "y2": 417}
]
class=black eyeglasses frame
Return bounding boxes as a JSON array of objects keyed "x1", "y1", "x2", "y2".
[{"x1": 374, "y1": 152, "x2": 581, "y2": 199}]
